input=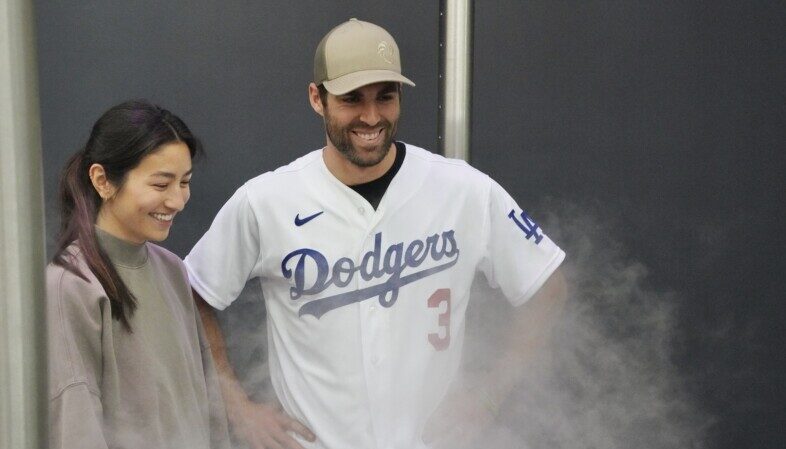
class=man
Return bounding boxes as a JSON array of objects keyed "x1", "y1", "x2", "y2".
[{"x1": 186, "y1": 18, "x2": 567, "y2": 449}]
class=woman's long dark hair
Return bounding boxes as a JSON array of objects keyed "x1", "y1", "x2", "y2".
[{"x1": 52, "y1": 100, "x2": 203, "y2": 331}]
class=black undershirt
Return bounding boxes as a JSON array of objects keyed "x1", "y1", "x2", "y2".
[{"x1": 348, "y1": 141, "x2": 406, "y2": 210}]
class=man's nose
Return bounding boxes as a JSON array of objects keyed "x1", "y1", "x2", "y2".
[{"x1": 359, "y1": 101, "x2": 380, "y2": 126}]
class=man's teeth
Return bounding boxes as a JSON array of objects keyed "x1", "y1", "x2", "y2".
[
  {"x1": 355, "y1": 130, "x2": 381, "y2": 140},
  {"x1": 151, "y1": 213, "x2": 174, "y2": 222}
]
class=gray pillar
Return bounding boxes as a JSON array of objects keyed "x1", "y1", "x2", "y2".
[
  {"x1": 0, "y1": 0, "x2": 48, "y2": 448},
  {"x1": 438, "y1": 0, "x2": 473, "y2": 161}
]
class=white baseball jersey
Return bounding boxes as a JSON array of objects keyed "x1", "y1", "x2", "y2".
[{"x1": 185, "y1": 143, "x2": 565, "y2": 449}]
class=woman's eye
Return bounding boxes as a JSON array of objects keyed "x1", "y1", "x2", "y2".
[
  {"x1": 153, "y1": 184, "x2": 168, "y2": 190},
  {"x1": 180, "y1": 180, "x2": 191, "y2": 187}
]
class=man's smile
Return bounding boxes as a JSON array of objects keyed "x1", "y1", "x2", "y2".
[{"x1": 352, "y1": 128, "x2": 383, "y2": 143}]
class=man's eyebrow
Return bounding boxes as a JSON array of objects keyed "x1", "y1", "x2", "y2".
[
  {"x1": 339, "y1": 91, "x2": 361, "y2": 99},
  {"x1": 377, "y1": 84, "x2": 399, "y2": 95},
  {"x1": 149, "y1": 168, "x2": 193, "y2": 179}
]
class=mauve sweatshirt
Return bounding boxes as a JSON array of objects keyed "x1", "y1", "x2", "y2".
[{"x1": 46, "y1": 228, "x2": 231, "y2": 449}]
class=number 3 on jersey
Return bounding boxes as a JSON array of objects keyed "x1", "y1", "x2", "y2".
[{"x1": 427, "y1": 289, "x2": 451, "y2": 351}]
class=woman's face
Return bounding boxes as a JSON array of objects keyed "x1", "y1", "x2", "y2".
[{"x1": 97, "y1": 142, "x2": 193, "y2": 244}]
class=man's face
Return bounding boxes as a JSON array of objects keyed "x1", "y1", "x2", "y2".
[{"x1": 322, "y1": 82, "x2": 401, "y2": 168}]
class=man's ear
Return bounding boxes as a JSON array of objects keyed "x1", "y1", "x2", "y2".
[
  {"x1": 88, "y1": 163, "x2": 116, "y2": 200},
  {"x1": 308, "y1": 82, "x2": 325, "y2": 117}
]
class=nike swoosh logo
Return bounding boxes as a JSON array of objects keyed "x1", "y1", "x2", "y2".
[{"x1": 295, "y1": 211, "x2": 324, "y2": 226}]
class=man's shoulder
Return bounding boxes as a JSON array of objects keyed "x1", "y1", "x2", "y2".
[
  {"x1": 402, "y1": 142, "x2": 490, "y2": 184},
  {"x1": 241, "y1": 149, "x2": 322, "y2": 198},
  {"x1": 243, "y1": 148, "x2": 323, "y2": 190}
]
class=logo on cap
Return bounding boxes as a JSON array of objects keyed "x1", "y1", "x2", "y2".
[
  {"x1": 315, "y1": 19, "x2": 416, "y2": 94},
  {"x1": 378, "y1": 41, "x2": 394, "y2": 64}
]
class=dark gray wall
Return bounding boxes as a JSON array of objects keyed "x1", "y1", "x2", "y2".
[
  {"x1": 36, "y1": 1, "x2": 439, "y2": 255},
  {"x1": 472, "y1": 2, "x2": 784, "y2": 448},
  {"x1": 35, "y1": 2, "x2": 783, "y2": 448}
]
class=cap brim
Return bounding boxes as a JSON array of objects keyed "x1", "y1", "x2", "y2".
[{"x1": 322, "y1": 70, "x2": 415, "y2": 95}]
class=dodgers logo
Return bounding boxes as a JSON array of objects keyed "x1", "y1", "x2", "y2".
[
  {"x1": 282, "y1": 230, "x2": 460, "y2": 319},
  {"x1": 508, "y1": 209, "x2": 543, "y2": 244}
]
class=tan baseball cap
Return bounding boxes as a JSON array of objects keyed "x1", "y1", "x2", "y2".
[{"x1": 314, "y1": 18, "x2": 416, "y2": 95}]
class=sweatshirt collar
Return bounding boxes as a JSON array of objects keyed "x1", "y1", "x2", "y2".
[{"x1": 95, "y1": 226, "x2": 149, "y2": 268}]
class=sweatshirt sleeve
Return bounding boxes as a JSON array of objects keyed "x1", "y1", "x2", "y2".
[
  {"x1": 47, "y1": 263, "x2": 110, "y2": 449},
  {"x1": 194, "y1": 305, "x2": 232, "y2": 449},
  {"x1": 49, "y1": 384, "x2": 108, "y2": 449}
]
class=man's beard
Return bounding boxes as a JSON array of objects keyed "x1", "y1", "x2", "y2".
[{"x1": 324, "y1": 111, "x2": 398, "y2": 168}]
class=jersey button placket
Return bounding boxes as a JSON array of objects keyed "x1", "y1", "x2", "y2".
[{"x1": 356, "y1": 227, "x2": 387, "y2": 443}]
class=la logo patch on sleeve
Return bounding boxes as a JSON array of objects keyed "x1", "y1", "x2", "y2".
[{"x1": 508, "y1": 209, "x2": 544, "y2": 244}]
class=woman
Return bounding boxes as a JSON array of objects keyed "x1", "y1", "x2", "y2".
[{"x1": 47, "y1": 100, "x2": 230, "y2": 449}]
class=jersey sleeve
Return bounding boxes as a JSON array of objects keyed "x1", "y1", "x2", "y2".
[
  {"x1": 477, "y1": 178, "x2": 566, "y2": 306},
  {"x1": 184, "y1": 184, "x2": 262, "y2": 310},
  {"x1": 47, "y1": 264, "x2": 110, "y2": 449}
]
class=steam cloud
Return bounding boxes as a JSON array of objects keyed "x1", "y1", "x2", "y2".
[
  {"x1": 463, "y1": 203, "x2": 713, "y2": 448},
  {"x1": 218, "y1": 204, "x2": 713, "y2": 448}
]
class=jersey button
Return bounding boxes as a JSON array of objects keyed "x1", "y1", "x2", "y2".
[
  {"x1": 371, "y1": 355, "x2": 379, "y2": 365},
  {"x1": 358, "y1": 206, "x2": 365, "y2": 214}
]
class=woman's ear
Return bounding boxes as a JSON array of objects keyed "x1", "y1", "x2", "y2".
[{"x1": 88, "y1": 163, "x2": 116, "y2": 200}]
